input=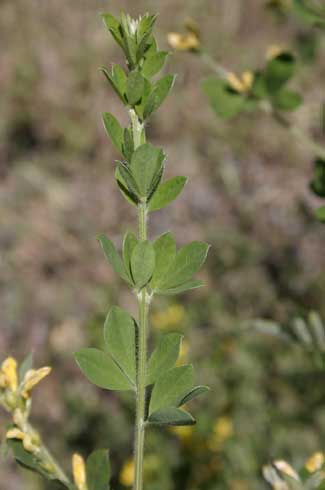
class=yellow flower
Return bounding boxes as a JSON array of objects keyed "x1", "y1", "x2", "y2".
[
  {"x1": 274, "y1": 460, "x2": 299, "y2": 481},
  {"x1": 169, "y1": 425, "x2": 193, "y2": 443},
  {"x1": 266, "y1": 44, "x2": 286, "y2": 60},
  {"x1": 1, "y1": 357, "x2": 18, "y2": 391},
  {"x1": 72, "y1": 453, "x2": 87, "y2": 490},
  {"x1": 227, "y1": 71, "x2": 254, "y2": 93},
  {"x1": 207, "y1": 416, "x2": 234, "y2": 451},
  {"x1": 305, "y1": 452, "x2": 324, "y2": 473},
  {"x1": 6, "y1": 428, "x2": 25, "y2": 441},
  {"x1": 167, "y1": 32, "x2": 200, "y2": 52},
  {"x1": 6, "y1": 428, "x2": 40, "y2": 454},
  {"x1": 120, "y1": 458, "x2": 135, "y2": 487},
  {"x1": 21, "y1": 367, "x2": 52, "y2": 399},
  {"x1": 176, "y1": 339, "x2": 189, "y2": 366},
  {"x1": 151, "y1": 304, "x2": 185, "y2": 330}
]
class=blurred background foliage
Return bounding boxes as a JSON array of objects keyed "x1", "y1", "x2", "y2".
[{"x1": 1, "y1": 1, "x2": 325, "y2": 489}]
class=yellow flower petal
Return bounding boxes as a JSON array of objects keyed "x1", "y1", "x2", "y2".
[
  {"x1": 242, "y1": 71, "x2": 254, "y2": 91},
  {"x1": 266, "y1": 44, "x2": 286, "y2": 60},
  {"x1": 305, "y1": 452, "x2": 324, "y2": 473},
  {"x1": 227, "y1": 73, "x2": 246, "y2": 93},
  {"x1": 72, "y1": 453, "x2": 87, "y2": 490},
  {"x1": 22, "y1": 434, "x2": 39, "y2": 454},
  {"x1": 120, "y1": 458, "x2": 135, "y2": 487},
  {"x1": 167, "y1": 32, "x2": 200, "y2": 51},
  {"x1": 21, "y1": 367, "x2": 52, "y2": 398},
  {"x1": 6, "y1": 428, "x2": 25, "y2": 440},
  {"x1": 227, "y1": 72, "x2": 254, "y2": 93},
  {"x1": 274, "y1": 460, "x2": 299, "y2": 481},
  {"x1": 1, "y1": 357, "x2": 18, "y2": 391}
]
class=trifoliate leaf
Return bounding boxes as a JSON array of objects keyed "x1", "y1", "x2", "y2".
[
  {"x1": 103, "y1": 112, "x2": 124, "y2": 153},
  {"x1": 150, "y1": 232, "x2": 176, "y2": 289},
  {"x1": 149, "y1": 365, "x2": 194, "y2": 414},
  {"x1": 97, "y1": 234, "x2": 130, "y2": 283},
  {"x1": 148, "y1": 176, "x2": 187, "y2": 212},
  {"x1": 143, "y1": 74, "x2": 176, "y2": 119},
  {"x1": 122, "y1": 231, "x2": 138, "y2": 281},
  {"x1": 147, "y1": 333, "x2": 183, "y2": 385},
  {"x1": 130, "y1": 143, "x2": 165, "y2": 198},
  {"x1": 126, "y1": 71, "x2": 145, "y2": 106},
  {"x1": 177, "y1": 385, "x2": 210, "y2": 405},
  {"x1": 148, "y1": 407, "x2": 195, "y2": 426},
  {"x1": 131, "y1": 240, "x2": 155, "y2": 288},
  {"x1": 156, "y1": 279, "x2": 204, "y2": 296},
  {"x1": 101, "y1": 65, "x2": 127, "y2": 103},
  {"x1": 104, "y1": 306, "x2": 137, "y2": 385},
  {"x1": 157, "y1": 241, "x2": 210, "y2": 290},
  {"x1": 142, "y1": 51, "x2": 168, "y2": 79},
  {"x1": 75, "y1": 348, "x2": 134, "y2": 391}
]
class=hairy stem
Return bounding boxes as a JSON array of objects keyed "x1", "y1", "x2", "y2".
[{"x1": 132, "y1": 113, "x2": 149, "y2": 490}]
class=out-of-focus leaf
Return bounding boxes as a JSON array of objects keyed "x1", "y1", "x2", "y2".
[{"x1": 86, "y1": 449, "x2": 111, "y2": 490}]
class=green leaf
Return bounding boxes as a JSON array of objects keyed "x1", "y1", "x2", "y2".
[
  {"x1": 315, "y1": 206, "x2": 325, "y2": 222},
  {"x1": 149, "y1": 365, "x2": 194, "y2": 414},
  {"x1": 115, "y1": 167, "x2": 139, "y2": 206},
  {"x1": 143, "y1": 74, "x2": 176, "y2": 119},
  {"x1": 293, "y1": 0, "x2": 325, "y2": 27},
  {"x1": 272, "y1": 89, "x2": 303, "y2": 111},
  {"x1": 158, "y1": 241, "x2": 210, "y2": 290},
  {"x1": 8, "y1": 439, "x2": 70, "y2": 486},
  {"x1": 148, "y1": 407, "x2": 195, "y2": 426},
  {"x1": 104, "y1": 306, "x2": 137, "y2": 384},
  {"x1": 122, "y1": 128, "x2": 134, "y2": 161},
  {"x1": 265, "y1": 52, "x2": 296, "y2": 94},
  {"x1": 310, "y1": 158, "x2": 325, "y2": 197},
  {"x1": 97, "y1": 234, "x2": 130, "y2": 283},
  {"x1": 126, "y1": 71, "x2": 145, "y2": 106},
  {"x1": 148, "y1": 176, "x2": 187, "y2": 212},
  {"x1": 131, "y1": 240, "x2": 155, "y2": 288},
  {"x1": 202, "y1": 77, "x2": 246, "y2": 120},
  {"x1": 86, "y1": 449, "x2": 111, "y2": 490},
  {"x1": 75, "y1": 348, "x2": 134, "y2": 391},
  {"x1": 101, "y1": 65, "x2": 127, "y2": 103},
  {"x1": 142, "y1": 51, "x2": 168, "y2": 79},
  {"x1": 150, "y1": 232, "x2": 176, "y2": 289},
  {"x1": 101, "y1": 13, "x2": 124, "y2": 50},
  {"x1": 147, "y1": 333, "x2": 183, "y2": 385},
  {"x1": 177, "y1": 385, "x2": 210, "y2": 405},
  {"x1": 103, "y1": 112, "x2": 123, "y2": 152},
  {"x1": 19, "y1": 352, "x2": 33, "y2": 382},
  {"x1": 117, "y1": 161, "x2": 141, "y2": 200},
  {"x1": 156, "y1": 279, "x2": 204, "y2": 296},
  {"x1": 130, "y1": 143, "x2": 165, "y2": 198},
  {"x1": 123, "y1": 231, "x2": 138, "y2": 281}
]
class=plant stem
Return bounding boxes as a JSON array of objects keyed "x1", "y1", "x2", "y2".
[{"x1": 132, "y1": 111, "x2": 149, "y2": 490}]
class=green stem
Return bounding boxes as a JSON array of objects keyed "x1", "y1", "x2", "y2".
[
  {"x1": 27, "y1": 422, "x2": 71, "y2": 487},
  {"x1": 132, "y1": 111, "x2": 149, "y2": 490}
]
